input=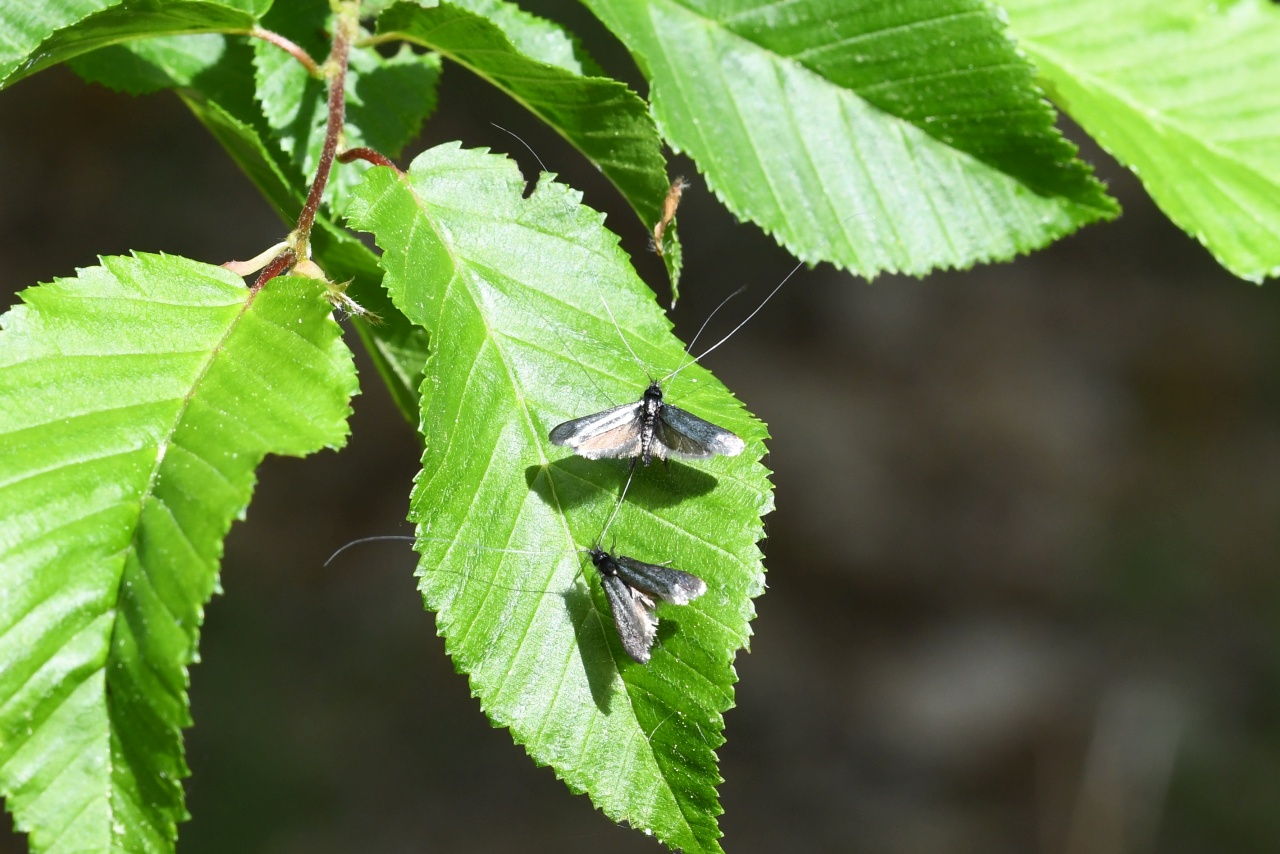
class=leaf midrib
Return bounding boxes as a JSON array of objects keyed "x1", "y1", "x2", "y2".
[
  {"x1": 394, "y1": 176, "x2": 604, "y2": 646},
  {"x1": 393, "y1": 174, "x2": 710, "y2": 847},
  {"x1": 98, "y1": 284, "x2": 258, "y2": 838}
]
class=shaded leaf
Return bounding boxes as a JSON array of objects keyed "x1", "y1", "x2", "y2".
[
  {"x1": 580, "y1": 0, "x2": 1119, "y2": 277},
  {"x1": 67, "y1": 30, "x2": 228, "y2": 94},
  {"x1": 449, "y1": 0, "x2": 601, "y2": 75},
  {"x1": 66, "y1": 26, "x2": 431, "y2": 421},
  {"x1": 0, "y1": 0, "x2": 264, "y2": 89},
  {"x1": 0, "y1": 255, "x2": 356, "y2": 852},
  {"x1": 374, "y1": 0, "x2": 684, "y2": 296},
  {"x1": 1001, "y1": 0, "x2": 1280, "y2": 281},
  {"x1": 345, "y1": 143, "x2": 771, "y2": 854},
  {"x1": 253, "y1": 0, "x2": 442, "y2": 213}
]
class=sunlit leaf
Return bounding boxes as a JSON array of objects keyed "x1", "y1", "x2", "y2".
[
  {"x1": 346, "y1": 143, "x2": 771, "y2": 853},
  {"x1": 375, "y1": 0, "x2": 685, "y2": 296},
  {"x1": 0, "y1": 0, "x2": 264, "y2": 89},
  {"x1": 182, "y1": 92, "x2": 431, "y2": 422},
  {"x1": 1002, "y1": 0, "x2": 1280, "y2": 281},
  {"x1": 580, "y1": 0, "x2": 1118, "y2": 277},
  {"x1": 0, "y1": 255, "x2": 357, "y2": 852}
]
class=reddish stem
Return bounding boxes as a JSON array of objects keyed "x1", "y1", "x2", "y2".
[
  {"x1": 295, "y1": 10, "x2": 356, "y2": 248},
  {"x1": 338, "y1": 147, "x2": 400, "y2": 171},
  {"x1": 252, "y1": 250, "x2": 297, "y2": 292},
  {"x1": 249, "y1": 27, "x2": 321, "y2": 76}
]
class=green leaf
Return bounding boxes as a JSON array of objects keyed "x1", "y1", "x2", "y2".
[
  {"x1": 1000, "y1": 0, "x2": 1280, "y2": 282},
  {"x1": 66, "y1": 26, "x2": 430, "y2": 418},
  {"x1": 0, "y1": 255, "x2": 356, "y2": 852},
  {"x1": 252, "y1": 0, "x2": 442, "y2": 215},
  {"x1": 374, "y1": 0, "x2": 684, "y2": 297},
  {"x1": 579, "y1": 0, "x2": 1119, "y2": 277},
  {"x1": 61, "y1": 2, "x2": 434, "y2": 418},
  {"x1": 0, "y1": 0, "x2": 117, "y2": 85},
  {"x1": 72, "y1": 26, "x2": 263, "y2": 118},
  {"x1": 67, "y1": 31, "x2": 228, "y2": 94},
  {"x1": 0, "y1": 0, "x2": 264, "y2": 89},
  {"x1": 180, "y1": 91, "x2": 431, "y2": 421},
  {"x1": 446, "y1": 0, "x2": 603, "y2": 75},
  {"x1": 345, "y1": 143, "x2": 770, "y2": 854}
]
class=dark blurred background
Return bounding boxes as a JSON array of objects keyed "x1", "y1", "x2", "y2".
[{"x1": 3, "y1": 8, "x2": 1280, "y2": 852}]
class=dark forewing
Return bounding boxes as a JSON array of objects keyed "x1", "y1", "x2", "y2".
[
  {"x1": 612, "y1": 555, "x2": 708, "y2": 606},
  {"x1": 599, "y1": 572, "x2": 658, "y2": 663},
  {"x1": 549, "y1": 402, "x2": 644, "y2": 459},
  {"x1": 654, "y1": 403, "x2": 746, "y2": 460}
]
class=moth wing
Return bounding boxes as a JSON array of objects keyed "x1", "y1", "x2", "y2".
[
  {"x1": 613, "y1": 555, "x2": 708, "y2": 606},
  {"x1": 654, "y1": 403, "x2": 746, "y2": 460},
  {"x1": 548, "y1": 402, "x2": 644, "y2": 459},
  {"x1": 599, "y1": 572, "x2": 658, "y2": 663}
]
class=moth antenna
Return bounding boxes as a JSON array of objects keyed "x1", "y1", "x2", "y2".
[
  {"x1": 664, "y1": 284, "x2": 746, "y2": 392},
  {"x1": 665, "y1": 208, "x2": 875, "y2": 381},
  {"x1": 595, "y1": 284, "x2": 653, "y2": 382},
  {"x1": 490, "y1": 122, "x2": 549, "y2": 176},
  {"x1": 335, "y1": 533, "x2": 595, "y2": 596},
  {"x1": 662, "y1": 260, "x2": 804, "y2": 383},
  {"x1": 596, "y1": 462, "x2": 637, "y2": 549},
  {"x1": 324, "y1": 534, "x2": 415, "y2": 567},
  {"x1": 326, "y1": 534, "x2": 581, "y2": 568}
]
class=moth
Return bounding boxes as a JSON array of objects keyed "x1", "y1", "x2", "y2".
[
  {"x1": 548, "y1": 263, "x2": 807, "y2": 466},
  {"x1": 589, "y1": 545, "x2": 707, "y2": 664},
  {"x1": 552, "y1": 209, "x2": 868, "y2": 468},
  {"x1": 549, "y1": 379, "x2": 745, "y2": 466}
]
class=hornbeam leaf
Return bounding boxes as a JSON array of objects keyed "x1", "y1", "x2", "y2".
[
  {"x1": 1001, "y1": 0, "x2": 1280, "y2": 282},
  {"x1": 0, "y1": 0, "x2": 266, "y2": 89},
  {"x1": 448, "y1": 0, "x2": 602, "y2": 75},
  {"x1": 578, "y1": 0, "x2": 1120, "y2": 277},
  {"x1": 345, "y1": 143, "x2": 770, "y2": 854},
  {"x1": 0, "y1": 256, "x2": 357, "y2": 852},
  {"x1": 374, "y1": 0, "x2": 686, "y2": 296}
]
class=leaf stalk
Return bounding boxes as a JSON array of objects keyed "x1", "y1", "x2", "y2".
[
  {"x1": 337, "y1": 147, "x2": 400, "y2": 171},
  {"x1": 247, "y1": 27, "x2": 322, "y2": 77}
]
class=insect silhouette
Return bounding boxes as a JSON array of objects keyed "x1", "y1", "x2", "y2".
[{"x1": 549, "y1": 260, "x2": 808, "y2": 466}]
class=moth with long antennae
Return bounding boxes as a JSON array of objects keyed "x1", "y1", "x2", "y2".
[
  {"x1": 326, "y1": 470, "x2": 707, "y2": 664},
  {"x1": 548, "y1": 259, "x2": 807, "y2": 466}
]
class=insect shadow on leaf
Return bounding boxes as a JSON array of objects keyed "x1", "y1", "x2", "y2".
[{"x1": 327, "y1": 468, "x2": 708, "y2": 675}]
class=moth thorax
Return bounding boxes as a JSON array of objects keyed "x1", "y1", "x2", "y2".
[
  {"x1": 589, "y1": 548, "x2": 617, "y2": 576},
  {"x1": 639, "y1": 382, "x2": 664, "y2": 464}
]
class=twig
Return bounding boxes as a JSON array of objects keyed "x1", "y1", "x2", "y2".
[{"x1": 293, "y1": 1, "x2": 360, "y2": 258}]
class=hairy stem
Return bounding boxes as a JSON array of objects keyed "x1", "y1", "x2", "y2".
[
  {"x1": 338, "y1": 147, "x2": 401, "y2": 171},
  {"x1": 293, "y1": 1, "x2": 361, "y2": 258},
  {"x1": 247, "y1": 27, "x2": 321, "y2": 77}
]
